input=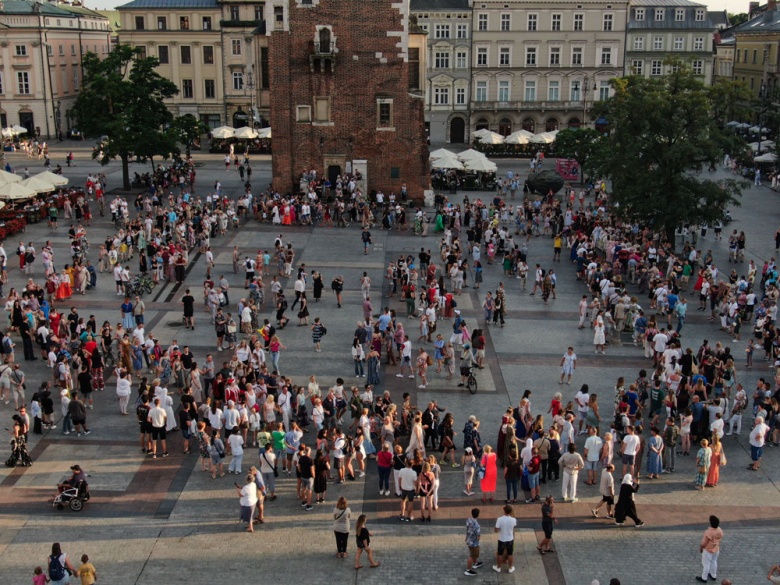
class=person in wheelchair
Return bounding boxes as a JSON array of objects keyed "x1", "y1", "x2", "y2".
[{"x1": 55, "y1": 464, "x2": 86, "y2": 495}]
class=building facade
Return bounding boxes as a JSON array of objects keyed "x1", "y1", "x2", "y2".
[
  {"x1": 732, "y1": 8, "x2": 780, "y2": 98},
  {"x1": 267, "y1": 0, "x2": 429, "y2": 198},
  {"x1": 117, "y1": 0, "x2": 271, "y2": 131},
  {"x1": 624, "y1": 0, "x2": 715, "y2": 84},
  {"x1": 469, "y1": 0, "x2": 628, "y2": 137},
  {"x1": 713, "y1": 29, "x2": 735, "y2": 82},
  {"x1": 0, "y1": 0, "x2": 111, "y2": 138},
  {"x1": 411, "y1": 0, "x2": 472, "y2": 144}
]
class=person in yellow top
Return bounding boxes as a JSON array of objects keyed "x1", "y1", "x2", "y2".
[
  {"x1": 553, "y1": 235, "x2": 562, "y2": 262},
  {"x1": 77, "y1": 554, "x2": 97, "y2": 585}
]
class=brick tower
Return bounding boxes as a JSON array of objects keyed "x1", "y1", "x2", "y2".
[{"x1": 267, "y1": 0, "x2": 430, "y2": 199}]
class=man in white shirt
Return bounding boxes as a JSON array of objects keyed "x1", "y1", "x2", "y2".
[
  {"x1": 621, "y1": 425, "x2": 640, "y2": 477},
  {"x1": 227, "y1": 428, "x2": 244, "y2": 474},
  {"x1": 748, "y1": 416, "x2": 769, "y2": 470},
  {"x1": 709, "y1": 411, "x2": 725, "y2": 440},
  {"x1": 583, "y1": 427, "x2": 603, "y2": 486},
  {"x1": 397, "y1": 336, "x2": 414, "y2": 378},
  {"x1": 652, "y1": 329, "x2": 669, "y2": 364},
  {"x1": 113, "y1": 263, "x2": 124, "y2": 295},
  {"x1": 574, "y1": 388, "x2": 589, "y2": 434},
  {"x1": 592, "y1": 464, "x2": 615, "y2": 518},
  {"x1": 115, "y1": 370, "x2": 132, "y2": 415},
  {"x1": 147, "y1": 397, "x2": 168, "y2": 458},
  {"x1": 277, "y1": 386, "x2": 292, "y2": 433},
  {"x1": 398, "y1": 458, "x2": 417, "y2": 521},
  {"x1": 332, "y1": 428, "x2": 346, "y2": 484},
  {"x1": 493, "y1": 505, "x2": 517, "y2": 574}
]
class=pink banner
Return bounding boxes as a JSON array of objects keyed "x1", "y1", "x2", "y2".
[{"x1": 556, "y1": 158, "x2": 580, "y2": 181}]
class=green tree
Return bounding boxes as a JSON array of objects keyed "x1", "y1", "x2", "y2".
[
  {"x1": 72, "y1": 45, "x2": 179, "y2": 190},
  {"x1": 592, "y1": 68, "x2": 746, "y2": 247},
  {"x1": 727, "y1": 12, "x2": 748, "y2": 26},
  {"x1": 553, "y1": 128, "x2": 604, "y2": 184},
  {"x1": 170, "y1": 114, "x2": 207, "y2": 156}
]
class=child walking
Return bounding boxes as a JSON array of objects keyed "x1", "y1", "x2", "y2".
[{"x1": 77, "y1": 554, "x2": 98, "y2": 585}]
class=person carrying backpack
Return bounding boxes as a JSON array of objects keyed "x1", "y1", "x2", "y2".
[{"x1": 48, "y1": 542, "x2": 76, "y2": 584}]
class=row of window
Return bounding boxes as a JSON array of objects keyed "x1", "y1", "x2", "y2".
[
  {"x1": 735, "y1": 48, "x2": 773, "y2": 65},
  {"x1": 471, "y1": 79, "x2": 612, "y2": 103},
  {"x1": 0, "y1": 71, "x2": 79, "y2": 95},
  {"x1": 633, "y1": 7, "x2": 706, "y2": 22},
  {"x1": 14, "y1": 43, "x2": 108, "y2": 58},
  {"x1": 631, "y1": 36, "x2": 706, "y2": 52},
  {"x1": 432, "y1": 23, "x2": 470, "y2": 39},
  {"x1": 134, "y1": 5, "x2": 265, "y2": 31},
  {"x1": 631, "y1": 59, "x2": 705, "y2": 75},
  {"x1": 42, "y1": 17, "x2": 109, "y2": 30},
  {"x1": 456, "y1": 46, "x2": 615, "y2": 68},
  {"x1": 295, "y1": 98, "x2": 394, "y2": 129},
  {"x1": 471, "y1": 12, "x2": 610, "y2": 32}
]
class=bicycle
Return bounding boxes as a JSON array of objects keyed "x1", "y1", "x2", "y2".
[{"x1": 466, "y1": 366, "x2": 478, "y2": 395}]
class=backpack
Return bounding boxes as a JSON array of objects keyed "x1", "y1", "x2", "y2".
[
  {"x1": 49, "y1": 555, "x2": 66, "y2": 581},
  {"x1": 246, "y1": 259, "x2": 252, "y2": 270}
]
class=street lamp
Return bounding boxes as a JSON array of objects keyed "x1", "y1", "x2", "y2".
[
  {"x1": 572, "y1": 76, "x2": 597, "y2": 128},
  {"x1": 246, "y1": 65, "x2": 256, "y2": 128},
  {"x1": 54, "y1": 100, "x2": 62, "y2": 141},
  {"x1": 758, "y1": 81, "x2": 765, "y2": 152}
]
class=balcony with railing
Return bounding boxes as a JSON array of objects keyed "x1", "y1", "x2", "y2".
[
  {"x1": 309, "y1": 39, "x2": 336, "y2": 73},
  {"x1": 470, "y1": 100, "x2": 587, "y2": 111}
]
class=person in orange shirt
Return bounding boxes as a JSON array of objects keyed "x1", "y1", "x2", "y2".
[
  {"x1": 77, "y1": 554, "x2": 97, "y2": 585},
  {"x1": 697, "y1": 515, "x2": 723, "y2": 583}
]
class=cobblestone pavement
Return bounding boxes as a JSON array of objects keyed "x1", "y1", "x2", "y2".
[{"x1": 0, "y1": 144, "x2": 778, "y2": 584}]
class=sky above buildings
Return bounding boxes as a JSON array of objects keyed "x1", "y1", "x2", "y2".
[{"x1": 83, "y1": 0, "x2": 751, "y2": 16}]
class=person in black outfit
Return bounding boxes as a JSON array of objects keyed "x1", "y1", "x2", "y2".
[
  {"x1": 422, "y1": 401, "x2": 445, "y2": 450},
  {"x1": 19, "y1": 320, "x2": 36, "y2": 361}
]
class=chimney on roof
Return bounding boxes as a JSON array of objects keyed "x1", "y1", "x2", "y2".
[
  {"x1": 749, "y1": 1, "x2": 760, "y2": 17},
  {"x1": 769, "y1": 0, "x2": 777, "y2": 12}
]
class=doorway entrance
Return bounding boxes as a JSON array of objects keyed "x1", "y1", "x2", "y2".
[
  {"x1": 449, "y1": 117, "x2": 465, "y2": 143},
  {"x1": 19, "y1": 112, "x2": 34, "y2": 135}
]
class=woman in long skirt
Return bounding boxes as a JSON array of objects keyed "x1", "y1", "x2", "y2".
[
  {"x1": 694, "y1": 439, "x2": 711, "y2": 490},
  {"x1": 613, "y1": 474, "x2": 643, "y2": 526},
  {"x1": 646, "y1": 426, "x2": 664, "y2": 479}
]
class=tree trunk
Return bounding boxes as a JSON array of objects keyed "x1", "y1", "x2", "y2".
[
  {"x1": 149, "y1": 156, "x2": 155, "y2": 175},
  {"x1": 665, "y1": 224, "x2": 677, "y2": 252},
  {"x1": 121, "y1": 154, "x2": 130, "y2": 191}
]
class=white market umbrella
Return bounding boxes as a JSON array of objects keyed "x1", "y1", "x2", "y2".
[
  {"x1": 256, "y1": 127, "x2": 272, "y2": 139},
  {"x1": 725, "y1": 121, "x2": 741, "y2": 127},
  {"x1": 430, "y1": 148, "x2": 457, "y2": 160},
  {"x1": 530, "y1": 133, "x2": 555, "y2": 144},
  {"x1": 472, "y1": 129, "x2": 493, "y2": 139},
  {"x1": 755, "y1": 152, "x2": 778, "y2": 162},
  {"x1": 19, "y1": 176, "x2": 55, "y2": 194},
  {"x1": 431, "y1": 156, "x2": 464, "y2": 170},
  {"x1": 210, "y1": 126, "x2": 235, "y2": 139},
  {"x1": 0, "y1": 182, "x2": 36, "y2": 201},
  {"x1": 504, "y1": 133, "x2": 529, "y2": 145},
  {"x1": 32, "y1": 171, "x2": 68, "y2": 187},
  {"x1": 749, "y1": 125, "x2": 770, "y2": 134},
  {"x1": 749, "y1": 141, "x2": 775, "y2": 152},
  {"x1": 463, "y1": 158, "x2": 498, "y2": 173},
  {"x1": 0, "y1": 170, "x2": 22, "y2": 184},
  {"x1": 233, "y1": 127, "x2": 258, "y2": 139},
  {"x1": 457, "y1": 148, "x2": 489, "y2": 162},
  {"x1": 478, "y1": 131, "x2": 505, "y2": 145},
  {"x1": 735, "y1": 122, "x2": 751, "y2": 130}
]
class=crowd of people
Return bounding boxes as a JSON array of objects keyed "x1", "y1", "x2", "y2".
[{"x1": 3, "y1": 151, "x2": 777, "y2": 585}]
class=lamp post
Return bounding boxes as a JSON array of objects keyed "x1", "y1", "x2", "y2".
[
  {"x1": 54, "y1": 100, "x2": 62, "y2": 141},
  {"x1": 759, "y1": 84, "x2": 765, "y2": 154},
  {"x1": 572, "y1": 75, "x2": 595, "y2": 128},
  {"x1": 246, "y1": 65, "x2": 256, "y2": 128}
]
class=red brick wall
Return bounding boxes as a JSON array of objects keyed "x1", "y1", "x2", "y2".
[{"x1": 268, "y1": 0, "x2": 429, "y2": 199}]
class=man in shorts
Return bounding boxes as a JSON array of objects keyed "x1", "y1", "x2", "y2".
[
  {"x1": 464, "y1": 508, "x2": 484, "y2": 576},
  {"x1": 493, "y1": 504, "x2": 517, "y2": 573},
  {"x1": 398, "y1": 458, "x2": 417, "y2": 522},
  {"x1": 297, "y1": 445, "x2": 314, "y2": 510},
  {"x1": 147, "y1": 397, "x2": 168, "y2": 459},
  {"x1": 621, "y1": 424, "x2": 640, "y2": 477},
  {"x1": 332, "y1": 428, "x2": 346, "y2": 483},
  {"x1": 592, "y1": 464, "x2": 615, "y2": 518}
]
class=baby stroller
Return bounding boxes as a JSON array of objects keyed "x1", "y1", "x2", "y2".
[
  {"x1": 295, "y1": 401, "x2": 310, "y2": 430},
  {"x1": 52, "y1": 479, "x2": 90, "y2": 511},
  {"x1": 5, "y1": 436, "x2": 32, "y2": 468}
]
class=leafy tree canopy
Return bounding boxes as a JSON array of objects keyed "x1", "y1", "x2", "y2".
[
  {"x1": 591, "y1": 65, "x2": 747, "y2": 246},
  {"x1": 72, "y1": 45, "x2": 179, "y2": 189}
]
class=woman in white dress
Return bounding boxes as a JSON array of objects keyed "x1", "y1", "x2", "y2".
[
  {"x1": 593, "y1": 312, "x2": 606, "y2": 354},
  {"x1": 405, "y1": 412, "x2": 425, "y2": 457}
]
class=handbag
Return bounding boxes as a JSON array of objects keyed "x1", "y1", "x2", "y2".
[
  {"x1": 477, "y1": 465, "x2": 486, "y2": 480},
  {"x1": 227, "y1": 323, "x2": 237, "y2": 334}
]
